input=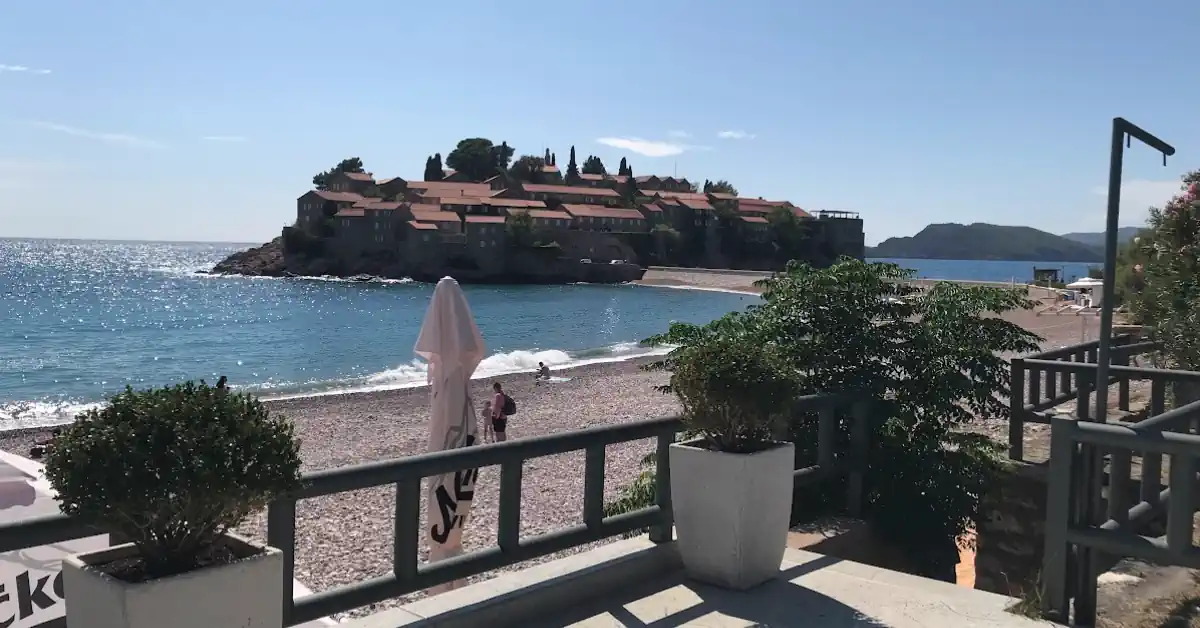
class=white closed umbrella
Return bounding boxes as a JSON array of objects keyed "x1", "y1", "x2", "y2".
[{"x1": 414, "y1": 277, "x2": 486, "y2": 594}]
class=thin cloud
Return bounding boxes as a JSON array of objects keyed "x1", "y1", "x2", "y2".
[
  {"x1": 0, "y1": 64, "x2": 51, "y2": 75},
  {"x1": 716, "y1": 130, "x2": 756, "y2": 140},
  {"x1": 596, "y1": 137, "x2": 703, "y2": 158},
  {"x1": 202, "y1": 135, "x2": 249, "y2": 143},
  {"x1": 27, "y1": 121, "x2": 162, "y2": 148},
  {"x1": 667, "y1": 130, "x2": 692, "y2": 139}
]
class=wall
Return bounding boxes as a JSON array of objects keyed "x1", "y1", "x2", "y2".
[{"x1": 974, "y1": 461, "x2": 1048, "y2": 597}]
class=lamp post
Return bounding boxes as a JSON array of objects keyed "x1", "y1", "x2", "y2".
[{"x1": 1075, "y1": 118, "x2": 1174, "y2": 625}]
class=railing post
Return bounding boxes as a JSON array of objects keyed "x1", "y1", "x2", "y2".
[
  {"x1": 1010, "y1": 358, "x2": 1026, "y2": 461},
  {"x1": 1167, "y1": 450, "x2": 1196, "y2": 553},
  {"x1": 583, "y1": 446, "x2": 606, "y2": 529},
  {"x1": 1116, "y1": 352, "x2": 1131, "y2": 412},
  {"x1": 1142, "y1": 379, "x2": 1167, "y2": 506},
  {"x1": 498, "y1": 462, "x2": 523, "y2": 551},
  {"x1": 267, "y1": 498, "x2": 297, "y2": 627},
  {"x1": 846, "y1": 399, "x2": 872, "y2": 518},
  {"x1": 1041, "y1": 416, "x2": 1077, "y2": 620},
  {"x1": 649, "y1": 433, "x2": 674, "y2": 543},
  {"x1": 394, "y1": 479, "x2": 420, "y2": 580}
]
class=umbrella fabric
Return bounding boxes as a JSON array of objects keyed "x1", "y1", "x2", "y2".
[{"x1": 414, "y1": 277, "x2": 486, "y2": 592}]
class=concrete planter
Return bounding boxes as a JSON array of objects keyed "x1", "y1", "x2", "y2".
[
  {"x1": 63, "y1": 533, "x2": 283, "y2": 628},
  {"x1": 669, "y1": 438, "x2": 794, "y2": 590}
]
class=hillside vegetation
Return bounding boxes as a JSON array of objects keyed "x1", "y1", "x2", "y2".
[{"x1": 867, "y1": 223, "x2": 1104, "y2": 262}]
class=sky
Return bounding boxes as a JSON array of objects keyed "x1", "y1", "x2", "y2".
[{"x1": 2, "y1": 1, "x2": 1199, "y2": 246}]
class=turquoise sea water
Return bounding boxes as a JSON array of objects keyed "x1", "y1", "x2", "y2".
[
  {"x1": 0, "y1": 239, "x2": 1098, "y2": 430},
  {"x1": 0, "y1": 239, "x2": 756, "y2": 429}
]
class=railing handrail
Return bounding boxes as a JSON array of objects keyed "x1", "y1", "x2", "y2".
[{"x1": 1023, "y1": 359, "x2": 1200, "y2": 382}]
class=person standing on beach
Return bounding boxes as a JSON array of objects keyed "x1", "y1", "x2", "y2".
[{"x1": 490, "y1": 382, "x2": 509, "y2": 442}]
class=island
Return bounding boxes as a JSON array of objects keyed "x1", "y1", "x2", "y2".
[
  {"x1": 867, "y1": 223, "x2": 1106, "y2": 262},
  {"x1": 210, "y1": 139, "x2": 866, "y2": 284}
]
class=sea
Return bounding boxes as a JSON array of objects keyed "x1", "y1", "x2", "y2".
[{"x1": 0, "y1": 239, "x2": 1098, "y2": 431}]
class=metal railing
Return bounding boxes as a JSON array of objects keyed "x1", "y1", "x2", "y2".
[
  {"x1": 1042, "y1": 409, "x2": 1200, "y2": 625},
  {"x1": 1008, "y1": 335, "x2": 1157, "y2": 461},
  {"x1": 269, "y1": 392, "x2": 873, "y2": 625},
  {"x1": 0, "y1": 392, "x2": 873, "y2": 626}
]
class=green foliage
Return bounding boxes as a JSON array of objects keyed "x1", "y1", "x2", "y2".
[
  {"x1": 582, "y1": 155, "x2": 606, "y2": 175},
  {"x1": 312, "y1": 157, "x2": 365, "y2": 191},
  {"x1": 618, "y1": 157, "x2": 631, "y2": 177},
  {"x1": 1132, "y1": 171, "x2": 1200, "y2": 369},
  {"x1": 652, "y1": 224, "x2": 681, "y2": 241},
  {"x1": 283, "y1": 226, "x2": 324, "y2": 257},
  {"x1": 544, "y1": 148, "x2": 551, "y2": 163},
  {"x1": 509, "y1": 155, "x2": 547, "y2": 184},
  {"x1": 506, "y1": 210, "x2": 536, "y2": 246},
  {"x1": 44, "y1": 382, "x2": 303, "y2": 578},
  {"x1": 423, "y1": 154, "x2": 444, "y2": 181},
  {"x1": 493, "y1": 141, "x2": 514, "y2": 174},
  {"x1": 565, "y1": 146, "x2": 580, "y2": 184},
  {"x1": 671, "y1": 337, "x2": 800, "y2": 452},
  {"x1": 703, "y1": 179, "x2": 738, "y2": 196},
  {"x1": 620, "y1": 175, "x2": 639, "y2": 206},
  {"x1": 446, "y1": 138, "x2": 499, "y2": 182},
  {"x1": 767, "y1": 206, "x2": 809, "y2": 258},
  {"x1": 623, "y1": 259, "x2": 1039, "y2": 560}
]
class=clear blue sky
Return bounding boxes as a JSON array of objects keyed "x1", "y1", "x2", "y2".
[{"x1": 2, "y1": 1, "x2": 1197, "y2": 245}]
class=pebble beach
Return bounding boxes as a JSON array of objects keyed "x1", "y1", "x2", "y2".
[{"x1": 0, "y1": 267, "x2": 1127, "y2": 620}]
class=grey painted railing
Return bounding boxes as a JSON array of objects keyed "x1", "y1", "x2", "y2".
[
  {"x1": 1008, "y1": 335, "x2": 1157, "y2": 461},
  {"x1": 269, "y1": 392, "x2": 873, "y2": 626},
  {"x1": 0, "y1": 392, "x2": 872, "y2": 626},
  {"x1": 1042, "y1": 412, "x2": 1200, "y2": 625}
]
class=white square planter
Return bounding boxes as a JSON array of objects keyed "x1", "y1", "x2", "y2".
[
  {"x1": 62, "y1": 533, "x2": 283, "y2": 628},
  {"x1": 669, "y1": 439, "x2": 794, "y2": 590}
]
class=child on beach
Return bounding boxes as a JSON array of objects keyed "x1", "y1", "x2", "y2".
[{"x1": 481, "y1": 401, "x2": 495, "y2": 443}]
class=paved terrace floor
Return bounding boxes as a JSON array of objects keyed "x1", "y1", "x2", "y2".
[{"x1": 350, "y1": 539, "x2": 1053, "y2": 628}]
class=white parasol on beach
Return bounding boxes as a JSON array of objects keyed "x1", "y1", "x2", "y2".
[{"x1": 414, "y1": 277, "x2": 485, "y2": 594}]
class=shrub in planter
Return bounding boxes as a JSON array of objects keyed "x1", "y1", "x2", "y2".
[
  {"x1": 667, "y1": 336, "x2": 801, "y2": 589},
  {"x1": 44, "y1": 381, "x2": 303, "y2": 579}
]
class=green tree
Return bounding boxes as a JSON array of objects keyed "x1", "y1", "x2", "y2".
[
  {"x1": 509, "y1": 155, "x2": 547, "y2": 184},
  {"x1": 544, "y1": 148, "x2": 552, "y2": 162},
  {"x1": 423, "y1": 156, "x2": 441, "y2": 181},
  {"x1": 582, "y1": 155, "x2": 606, "y2": 175},
  {"x1": 446, "y1": 138, "x2": 498, "y2": 182},
  {"x1": 1132, "y1": 171, "x2": 1200, "y2": 370},
  {"x1": 767, "y1": 205, "x2": 810, "y2": 260},
  {"x1": 312, "y1": 157, "x2": 365, "y2": 191},
  {"x1": 609, "y1": 260, "x2": 1039, "y2": 573},
  {"x1": 704, "y1": 179, "x2": 739, "y2": 196},
  {"x1": 551, "y1": 152, "x2": 557, "y2": 166},
  {"x1": 618, "y1": 157, "x2": 630, "y2": 177},
  {"x1": 565, "y1": 146, "x2": 580, "y2": 184},
  {"x1": 506, "y1": 210, "x2": 536, "y2": 246},
  {"x1": 620, "y1": 173, "x2": 639, "y2": 206},
  {"x1": 493, "y1": 141, "x2": 514, "y2": 174}
]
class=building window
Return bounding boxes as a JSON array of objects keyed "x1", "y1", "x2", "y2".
[
  {"x1": 479, "y1": 241, "x2": 487, "y2": 248},
  {"x1": 423, "y1": 234, "x2": 430, "y2": 242},
  {"x1": 491, "y1": 240, "x2": 497, "y2": 247}
]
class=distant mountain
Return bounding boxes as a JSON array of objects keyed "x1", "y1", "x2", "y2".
[
  {"x1": 866, "y1": 223, "x2": 1104, "y2": 262},
  {"x1": 1059, "y1": 227, "x2": 1142, "y2": 248}
]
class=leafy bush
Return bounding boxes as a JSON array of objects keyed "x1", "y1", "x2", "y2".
[
  {"x1": 1133, "y1": 172, "x2": 1200, "y2": 369},
  {"x1": 44, "y1": 382, "x2": 303, "y2": 578},
  {"x1": 670, "y1": 336, "x2": 798, "y2": 452},
  {"x1": 612, "y1": 259, "x2": 1039, "y2": 571}
]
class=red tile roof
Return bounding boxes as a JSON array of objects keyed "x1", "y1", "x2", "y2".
[
  {"x1": 410, "y1": 210, "x2": 462, "y2": 223},
  {"x1": 578, "y1": 173, "x2": 630, "y2": 183},
  {"x1": 465, "y1": 216, "x2": 507, "y2": 224},
  {"x1": 739, "y1": 205, "x2": 773, "y2": 215},
  {"x1": 708, "y1": 192, "x2": 737, "y2": 201},
  {"x1": 737, "y1": 197, "x2": 778, "y2": 206},
  {"x1": 522, "y1": 184, "x2": 621, "y2": 198},
  {"x1": 437, "y1": 196, "x2": 488, "y2": 206},
  {"x1": 343, "y1": 172, "x2": 375, "y2": 182},
  {"x1": 408, "y1": 203, "x2": 441, "y2": 213},
  {"x1": 540, "y1": 164, "x2": 560, "y2": 173},
  {"x1": 506, "y1": 208, "x2": 573, "y2": 220},
  {"x1": 741, "y1": 216, "x2": 769, "y2": 224},
  {"x1": 406, "y1": 181, "x2": 492, "y2": 193},
  {"x1": 308, "y1": 190, "x2": 364, "y2": 202},
  {"x1": 634, "y1": 175, "x2": 659, "y2": 183},
  {"x1": 651, "y1": 191, "x2": 709, "y2": 202},
  {"x1": 639, "y1": 203, "x2": 663, "y2": 213},
  {"x1": 334, "y1": 208, "x2": 365, "y2": 217},
  {"x1": 352, "y1": 197, "x2": 384, "y2": 208},
  {"x1": 407, "y1": 221, "x2": 439, "y2": 231},
  {"x1": 560, "y1": 205, "x2": 646, "y2": 220},
  {"x1": 377, "y1": 177, "x2": 398, "y2": 186},
  {"x1": 365, "y1": 201, "x2": 403, "y2": 210},
  {"x1": 679, "y1": 198, "x2": 714, "y2": 211},
  {"x1": 792, "y1": 207, "x2": 812, "y2": 219},
  {"x1": 483, "y1": 198, "x2": 546, "y2": 209}
]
